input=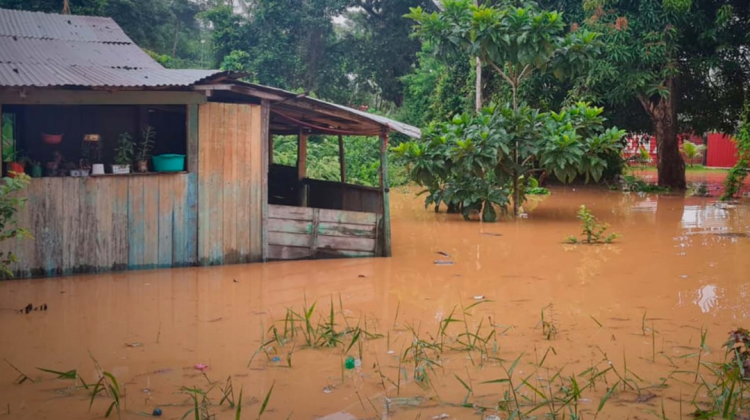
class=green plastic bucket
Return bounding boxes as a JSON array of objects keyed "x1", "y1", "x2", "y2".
[{"x1": 152, "y1": 154, "x2": 185, "y2": 172}]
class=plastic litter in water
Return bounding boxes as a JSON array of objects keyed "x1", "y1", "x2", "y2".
[
  {"x1": 323, "y1": 386, "x2": 333, "y2": 394},
  {"x1": 386, "y1": 350, "x2": 395, "y2": 355},
  {"x1": 434, "y1": 260, "x2": 454, "y2": 265},
  {"x1": 432, "y1": 414, "x2": 450, "y2": 419},
  {"x1": 152, "y1": 408, "x2": 163, "y2": 417},
  {"x1": 344, "y1": 356, "x2": 355, "y2": 370},
  {"x1": 354, "y1": 358, "x2": 362, "y2": 368},
  {"x1": 193, "y1": 363, "x2": 209, "y2": 372},
  {"x1": 473, "y1": 295, "x2": 485, "y2": 300},
  {"x1": 272, "y1": 356, "x2": 281, "y2": 362}
]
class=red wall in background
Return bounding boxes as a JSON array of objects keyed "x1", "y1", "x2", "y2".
[{"x1": 706, "y1": 133, "x2": 738, "y2": 168}]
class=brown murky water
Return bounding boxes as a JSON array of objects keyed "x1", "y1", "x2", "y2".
[{"x1": 1, "y1": 176, "x2": 749, "y2": 420}]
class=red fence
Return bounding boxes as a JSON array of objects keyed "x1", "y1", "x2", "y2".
[{"x1": 706, "y1": 133, "x2": 739, "y2": 168}]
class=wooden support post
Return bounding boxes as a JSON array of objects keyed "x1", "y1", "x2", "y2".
[
  {"x1": 297, "y1": 129, "x2": 308, "y2": 181},
  {"x1": 338, "y1": 134, "x2": 346, "y2": 183},
  {"x1": 261, "y1": 100, "x2": 271, "y2": 262},
  {"x1": 379, "y1": 131, "x2": 392, "y2": 257},
  {"x1": 297, "y1": 129, "x2": 308, "y2": 207},
  {"x1": 268, "y1": 133, "x2": 274, "y2": 167}
]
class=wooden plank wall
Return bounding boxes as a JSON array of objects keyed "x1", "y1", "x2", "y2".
[
  {"x1": 1, "y1": 174, "x2": 197, "y2": 277},
  {"x1": 267, "y1": 204, "x2": 381, "y2": 260},
  {"x1": 197, "y1": 102, "x2": 264, "y2": 265}
]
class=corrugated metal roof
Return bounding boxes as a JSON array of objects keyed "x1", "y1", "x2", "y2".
[
  {"x1": 0, "y1": 37, "x2": 160, "y2": 69},
  {"x1": 0, "y1": 63, "x2": 224, "y2": 87},
  {"x1": 232, "y1": 82, "x2": 422, "y2": 139},
  {"x1": 0, "y1": 8, "x2": 132, "y2": 43}
]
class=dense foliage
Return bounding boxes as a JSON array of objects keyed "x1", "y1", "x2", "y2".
[
  {"x1": 394, "y1": 102, "x2": 624, "y2": 221},
  {"x1": 400, "y1": 0, "x2": 624, "y2": 219},
  {"x1": 0, "y1": 175, "x2": 31, "y2": 278},
  {"x1": 720, "y1": 112, "x2": 750, "y2": 201},
  {"x1": 273, "y1": 136, "x2": 408, "y2": 187}
]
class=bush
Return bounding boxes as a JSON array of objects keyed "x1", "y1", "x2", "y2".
[{"x1": 0, "y1": 174, "x2": 32, "y2": 278}]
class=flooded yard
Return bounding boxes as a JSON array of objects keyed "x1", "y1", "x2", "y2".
[{"x1": 1, "y1": 177, "x2": 749, "y2": 420}]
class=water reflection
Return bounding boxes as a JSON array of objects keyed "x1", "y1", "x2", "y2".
[{"x1": 694, "y1": 284, "x2": 719, "y2": 314}]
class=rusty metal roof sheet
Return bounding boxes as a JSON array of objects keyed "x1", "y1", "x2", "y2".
[
  {"x1": 0, "y1": 63, "x2": 225, "y2": 87},
  {"x1": 0, "y1": 37, "x2": 161, "y2": 69},
  {"x1": 0, "y1": 8, "x2": 230, "y2": 88},
  {"x1": 0, "y1": 8, "x2": 132, "y2": 43}
]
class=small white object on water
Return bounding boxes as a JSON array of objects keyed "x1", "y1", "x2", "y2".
[
  {"x1": 432, "y1": 414, "x2": 450, "y2": 420},
  {"x1": 680, "y1": 274, "x2": 688, "y2": 279},
  {"x1": 354, "y1": 359, "x2": 362, "y2": 368},
  {"x1": 386, "y1": 350, "x2": 395, "y2": 355},
  {"x1": 323, "y1": 386, "x2": 333, "y2": 394},
  {"x1": 519, "y1": 213, "x2": 529, "y2": 219},
  {"x1": 485, "y1": 416, "x2": 501, "y2": 420},
  {"x1": 473, "y1": 295, "x2": 485, "y2": 300}
]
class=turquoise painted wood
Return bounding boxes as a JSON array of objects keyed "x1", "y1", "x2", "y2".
[{"x1": 0, "y1": 173, "x2": 198, "y2": 278}]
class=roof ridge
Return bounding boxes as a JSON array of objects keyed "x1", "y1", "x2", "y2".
[
  {"x1": 0, "y1": 7, "x2": 116, "y2": 21},
  {"x1": 0, "y1": 33, "x2": 133, "y2": 44}
]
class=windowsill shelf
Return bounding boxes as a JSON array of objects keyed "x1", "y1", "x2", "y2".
[{"x1": 25, "y1": 171, "x2": 189, "y2": 179}]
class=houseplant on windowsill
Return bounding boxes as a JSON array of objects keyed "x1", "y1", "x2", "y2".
[
  {"x1": 135, "y1": 126, "x2": 155, "y2": 173},
  {"x1": 29, "y1": 159, "x2": 42, "y2": 178},
  {"x1": 83, "y1": 134, "x2": 104, "y2": 175},
  {"x1": 112, "y1": 132, "x2": 134, "y2": 174},
  {"x1": 6, "y1": 151, "x2": 26, "y2": 177}
]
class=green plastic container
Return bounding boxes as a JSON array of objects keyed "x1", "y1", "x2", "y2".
[{"x1": 152, "y1": 154, "x2": 185, "y2": 172}]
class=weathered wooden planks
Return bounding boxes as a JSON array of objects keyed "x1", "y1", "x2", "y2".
[
  {"x1": 267, "y1": 204, "x2": 380, "y2": 261},
  {"x1": 8, "y1": 173, "x2": 195, "y2": 277},
  {"x1": 197, "y1": 102, "x2": 264, "y2": 266}
]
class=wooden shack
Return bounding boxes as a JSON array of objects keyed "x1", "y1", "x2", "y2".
[{"x1": 0, "y1": 8, "x2": 419, "y2": 278}]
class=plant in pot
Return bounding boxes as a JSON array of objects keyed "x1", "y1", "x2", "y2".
[
  {"x1": 135, "y1": 126, "x2": 155, "y2": 173},
  {"x1": 82, "y1": 134, "x2": 104, "y2": 175},
  {"x1": 112, "y1": 132, "x2": 134, "y2": 174},
  {"x1": 45, "y1": 151, "x2": 64, "y2": 177},
  {"x1": 6, "y1": 151, "x2": 26, "y2": 177},
  {"x1": 28, "y1": 159, "x2": 42, "y2": 178}
]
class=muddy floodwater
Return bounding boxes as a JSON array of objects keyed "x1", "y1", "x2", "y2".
[{"x1": 1, "y1": 176, "x2": 749, "y2": 420}]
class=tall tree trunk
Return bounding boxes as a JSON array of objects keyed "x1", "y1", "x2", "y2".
[
  {"x1": 474, "y1": 0, "x2": 482, "y2": 113},
  {"x1": 638, "y1": 82, "x2": 686, "y2": 190},
  {"x1": 172, "y1": 20, "x2": 181, "y2": 58},
  {"x1": 62, "y1": 0, "x2": 70, "y2": 14}
]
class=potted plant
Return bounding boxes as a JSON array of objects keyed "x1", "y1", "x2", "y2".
[
  {"x1": 135, "y1": 126, "x2": 155, "y2": 173},
  {"x1": 45, "y1": 151, "x2": 63, "y2": 177},
  {"x1": 112, "y1": 132, "x2": 133, "y2": 174},
  {"x1": 29, "y1": 159, "x2": 42, "y2": 178},
  {"x1": 6, "y1": 151, "x2": 25, "y2": 177},
  {"x1": 82, "y1": 134, "x2": 103, "y2": 175}
]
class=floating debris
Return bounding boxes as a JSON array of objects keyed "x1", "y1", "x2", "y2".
[
  {"x1": 358, "y1": 274, "x2": 366, "y2": 278},
  {"x1": 385, "y1": 396, "x2": 425, "y2": 407},
  {"x1": 272, "y1": 356, "x2": 281, "y2": 362},
  {"x1": 480, "y1": 232, "x2": 502, "y2": 237},
  {"x1": 473, "y1": 295, "x2": 485, "y2": 300},
  {"x1": 434, "y1": 260, "x2": 454, "y2": 265},
  {"x1": 323, "y1": 385, "x2": 333, "y2": 394},
  {"x1": 432, "y1": 414, "x2": 450, "y2": 420},
  {"x1": 152, "y1": 407, "x2": 163, "y2": 417},
  {"x1": 437, "y1": 251, "x2": 450, "y2": 257},
  {"x1": 345, "y1": 356, "x2": 356, "y2": 370},
  {"x1": 125, "y1": 342, "x2": 143, "y2": 348},
  {"x1": 484, "y1": 416, "x2": 500, "y2": 420},
  {"x1": 635, "y1": 392, "x2": 657, "y2": 403},
  {"x1": 386, "y1": 350, "x2": 395, "y2": 355},
  {"x1": 193, "y1": 363, "x2": 209, "y2": 372}
]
